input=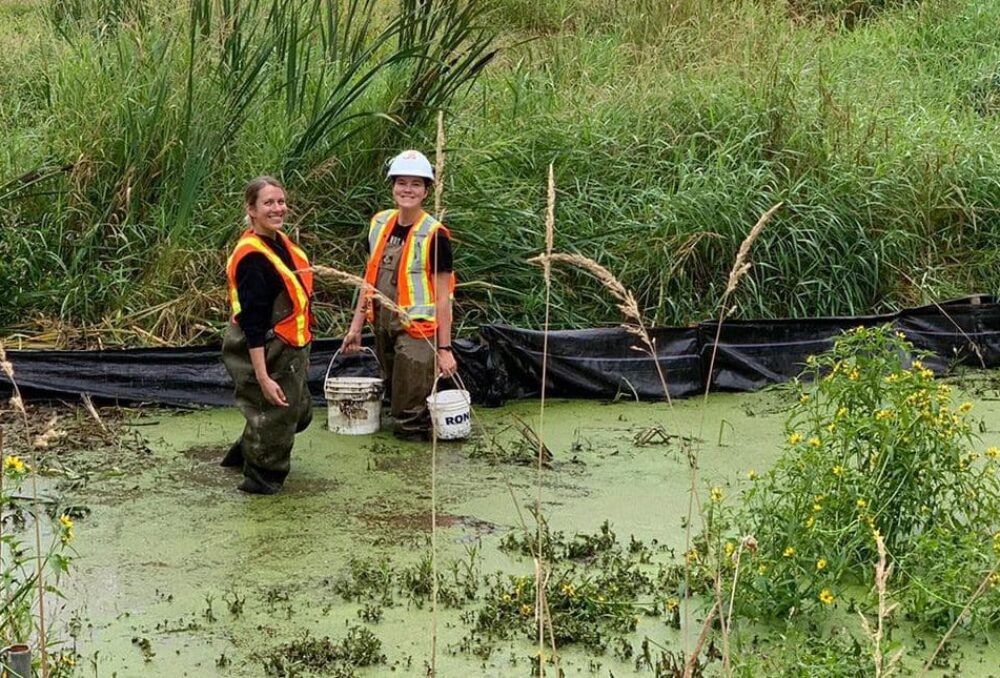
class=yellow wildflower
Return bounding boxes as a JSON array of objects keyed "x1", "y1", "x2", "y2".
[
  {"x1": 710, "y1": 487, "x2": 724, "y2": 502},
  {"x1": 958, "y1": 402, "x2": 973, "y2": 414},
  {"x1": 560, "y1": 583, "x2": 575, "y2": 597},
  {"x1": 747, "y1": 469, "x2": 759, "y2": 481},
  {"x1": 987, "y1": 447, "x2": 1000, "y2": 460},
  {"x1": 826, "y1": 422, "x2": 836, "y2": 434},
  {"x1": 59, "y1": 514, "x2": 74, "y2": 530},
  {"x1": 832, "y1": 465, "x2": 844, "y2": 477},
  {"x1": 520, "y1": 604, "x2": 533, "y2": 617},
  {"x1": 920, "y1": 368, "x2": 934, "y2": 379},
  {"x1": 501, "y1": 594, "x2": 512, "y2": 604},
  {"x1": 758, "y1": 564, "x2": 768, "y2": 575},
  {"x1": 685, "y1": 549, "x2": 699, "y2": 563},
  {"x1": 725, "y1": 542, "x2": 736, "y2": 557},
  {"x1": 3, "y1": 455, "x2": 27, "y2": 474},
  {"x1": 835, "y1": 407, "x2": 848, "y2": 419},
  {"x1": 912, "y1": 360, "x2": 924, "y2": 370},
  {"x1": 856, "y1": 498, "x2": 867, "y2": 509},
  {"x1": 875, "y1": 409, "x2": 894, "y2": 421},
  {"x1": 665, "y1": 598, "x2": 679, "y2": 611},
  {"x1": 783, "y1": 546, "x2": 796, "y2": 558},
  {"x1": 847, "y1": 369, "x2": 860, "y2": 381},
  {"x1": 812, "y1": 503, "x2": 822, "y2": 513},
  {"x1": 805, "y1": 516, "x2": 816, "y2": 529},
  {"x1": 816, "y1": 558, "x2": 827, "y2": 571},
  {"x1": 788, "y1": 432, "x2": 803, "y2": 446},
  {"x1": 808, "y1": 437, "x2": 821, "y2": 448},
  {"x1": 819, "y1": 589, "x2": 835, "y2": 605},
  {"x1": 799, "y1": 394, "x2": 810, "y2": 404}
]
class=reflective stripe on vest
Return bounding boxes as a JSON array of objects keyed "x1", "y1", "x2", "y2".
[
  {"x1": 226, "y1": 229, "x2": 314, "y2": 347},
  {"x1": 363, "y1": 209, "x2": 455, "y2": 339}
]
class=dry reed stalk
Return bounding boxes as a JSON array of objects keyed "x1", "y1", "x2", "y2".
[
  {"x1": 0, "y1": 341, "x2": 49, "y2": 676},
  {"x1": 712, "y1": 565, "x2": 730, "y2": 676},
  {"x1": 534, "y1": 163, "x2": 557, "y2": 677},
  {"x1": 428, "y1": 110, "x2": 448, "y2": 677},
  {"x1": 858, "y1": 535, "x2": 902, "y2": 678},
  {"x1": 920, "y1": 563, "x2": 999, "y2": 675},
  {"x1": 311, "y1": 265, "x2": 413, "y2": 324},
  {"x1": 528, "y1": 252, "x2": 672, "y2": 406},
  {"x1": 720, "y1": 535, "x2": 757, "y2": 675},
  {"x1": 683, "y1": 600, "x2": 719, "y2": 678},
  {"x1": 80, "y1": 394, "x2": 107, "y2": 433},
  {"x1": 686, "y1": 202, "x2": 781, "y2": 655},
  {"x1": 724, "y1": 202, "x2": 782, "y2": 295},
  {"x1": 435, "y1": 110, "x2": 446, "y2": 220}
]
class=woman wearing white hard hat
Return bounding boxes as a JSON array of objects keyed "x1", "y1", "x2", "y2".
[{"x1": 341, "y1": 150, "x2": 457, "y2": 440}]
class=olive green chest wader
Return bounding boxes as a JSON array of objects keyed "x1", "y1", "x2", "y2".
[
  {"x1": 222, "y1": 290, "x2": 313, "y2": 493},
  {"x1": 373, "y1": 235, "x2": 436, "y2": 436}
]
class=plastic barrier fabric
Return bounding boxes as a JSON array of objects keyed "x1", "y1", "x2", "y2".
[{"x1": 1, "y1": 297, "x2": 997, "y2": 406}]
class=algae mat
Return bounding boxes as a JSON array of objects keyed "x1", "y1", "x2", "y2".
[{"x1": 57, "y1": 388, "x2": 1000, "y2": 675}]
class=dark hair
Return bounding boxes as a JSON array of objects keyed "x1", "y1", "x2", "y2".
[
  {"x1": 244, "y1": 176, "x2": 285, "y2": 206},
  {"x1": 391, "y1": 175, "x2": 434, "y2": 190}
]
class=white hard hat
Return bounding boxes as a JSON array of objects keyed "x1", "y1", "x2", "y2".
[{"x1": 386, "y1": 150, "x2": 434, "y2": 180}]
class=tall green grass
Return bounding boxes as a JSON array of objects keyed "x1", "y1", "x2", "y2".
[
  {"x1": 3, "y1": 0, "x2": 1000, "y2": 342},
  {"x1": 0, "y1": 0, "x2": 494, "y2": 342}
]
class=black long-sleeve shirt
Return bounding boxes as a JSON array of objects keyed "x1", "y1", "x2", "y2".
[{"x1": 234, "y1": 235, "x2": 297, "y2": 348}]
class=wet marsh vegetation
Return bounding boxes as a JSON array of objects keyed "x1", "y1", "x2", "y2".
[{"x1": 5, "y1": 332, "x2": 1000, "y2": 676}]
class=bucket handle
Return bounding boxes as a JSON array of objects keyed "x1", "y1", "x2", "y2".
[
  {"x1": 325, "y1": 346, "x2": 380, "y2": 383},
  {"x1": 431, "y1": 373, "x2": 465, "y2": 395}
]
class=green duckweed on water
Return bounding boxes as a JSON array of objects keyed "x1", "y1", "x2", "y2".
[{"x1": 28, "y1": 383, "x2": 1000, "y2": 675}]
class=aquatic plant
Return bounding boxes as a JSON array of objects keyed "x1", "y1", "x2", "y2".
[
  {"x1": 258, "y1": 626, "x2": 385, "y2": 677},
  {"x1": 462, "y1": 523, "x2": 665, "y2": 659},
  {"x1": 726, "y1": 326, "x2": 1000, "y2": 630}
]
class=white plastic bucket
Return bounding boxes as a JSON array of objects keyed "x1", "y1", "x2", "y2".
[
  {"x1": 426, "y1": 387, "x2": 472, "y2": 440},
  {"x1": 324, "y1": 348, "x2": 384, "y2": 435}
]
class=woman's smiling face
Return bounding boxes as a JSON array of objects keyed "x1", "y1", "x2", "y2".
[
  {"x1": 247, "y1": 184, "x2": 287, "y2": 234},
  {"x1": 392, "y1": 176, "x2": 429, "y2": 211}
]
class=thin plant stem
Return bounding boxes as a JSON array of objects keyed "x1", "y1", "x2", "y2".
[
  {"x1": 920, "y1": 563, "x2": 999, "y2": 675},
  {"x1": 685, "y1": 202, "x2": 782, "y2": 658},
  {"x1": 428, "y1": 112, "x2": 449, "y2": 676},
  {"x1": 435, "y1": 110, "x2": 445, "y2": 221},
  {"x1": 683, "y1": 600, "x2": 719, "y2": 678},
  {"x1": 887, "y1": 264, "x2": 986, "y2": 368},
  {"x1": 535, "y1": 163, "x2": 556, "y2": 676}
]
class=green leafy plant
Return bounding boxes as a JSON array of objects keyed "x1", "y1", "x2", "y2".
[
  {"x1": 1, "y1": 451, "x2": 78, "y2": 659},
  {"x1": 730, "y1": 325, "x2": 1000, "y2": 628}
]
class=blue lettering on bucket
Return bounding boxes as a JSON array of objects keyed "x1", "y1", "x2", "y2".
[{"x1": 444, "y1": 412, "x2": 470, "y2": 426}]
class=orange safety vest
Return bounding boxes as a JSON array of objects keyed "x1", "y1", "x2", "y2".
[
  {"x1": 226, "y1": 229, "x2": 314, "y2": 347},
  {"x1": 363, "y1": 209, "x2": 455, "y2": 339}
]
